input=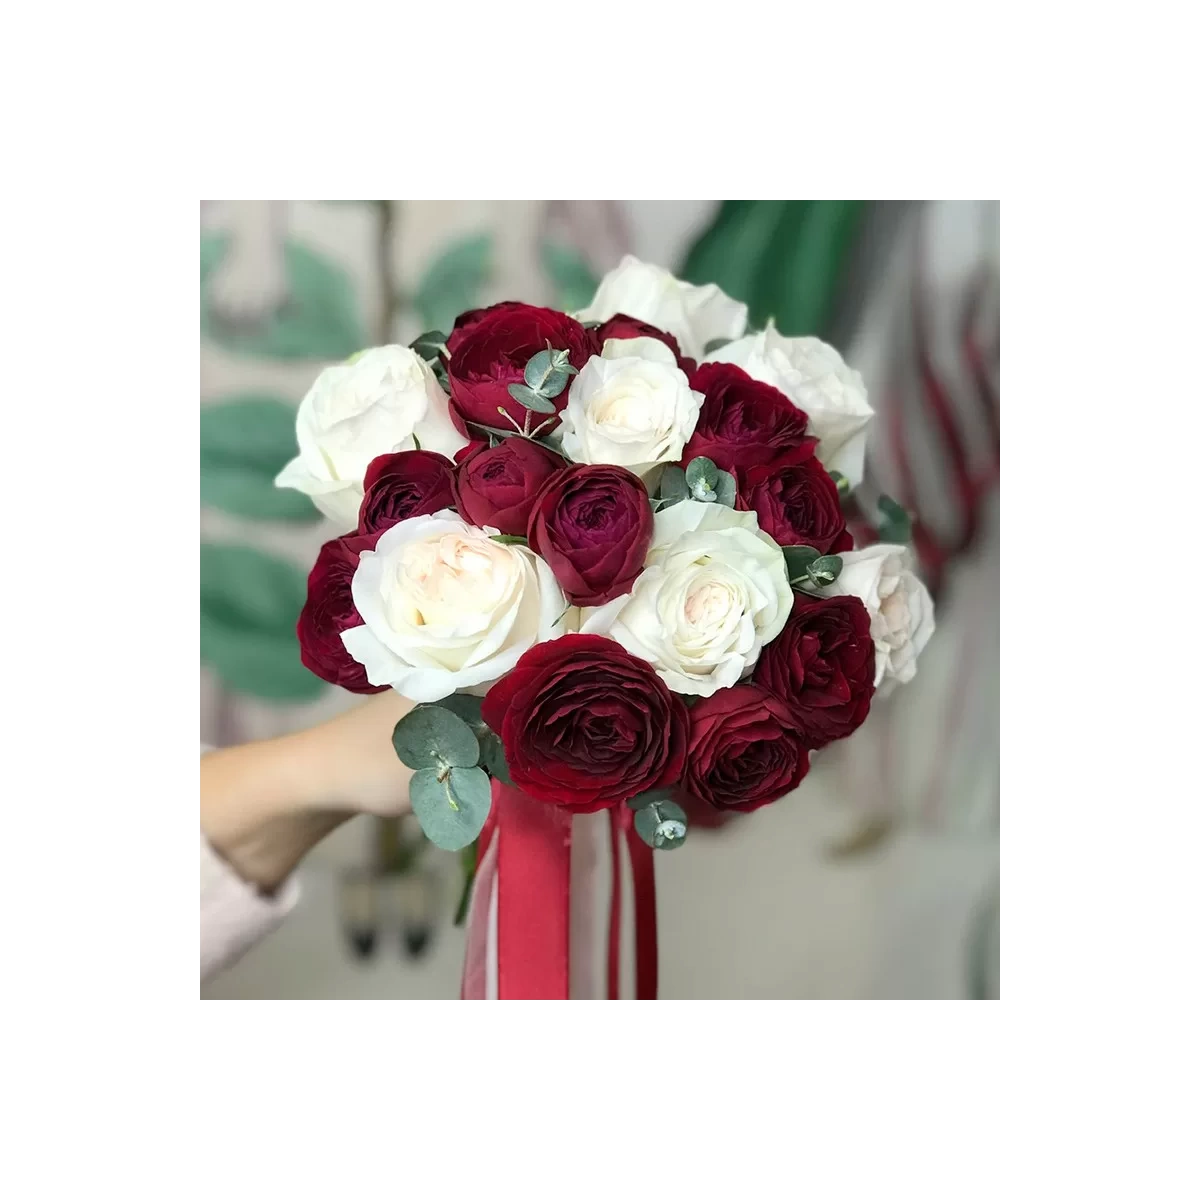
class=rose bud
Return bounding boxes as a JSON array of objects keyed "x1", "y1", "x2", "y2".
[
  {"x1": 356, "y1": 450, "x2": 456, "y2": 536},
  {"x1": 452, "y1": 439, "x2": 565, "y2": 537},
  {"x1": 446, "y1": 301, "x2": 597, "y2": 436},
  {"x1": 753, "y1": 594, "x2": 876, "y2": 749},
  {"x1": 527, "y1": 464, "x2": 653, "y2": 607},
  {"x1": 736, "y1": 442, "x2": 852, "y2": 553},
  {"x1": 297, "y1": 531, "x2": 387, "y2": 694},
  {"x1": 681, "y1": 685, "x2": 811, "y2": 813},
  {"x1": 683, "y1": 361, "x2": 814, "y2": 473},
  {"x1": 482, "y1": 634, "x2": 687, "y2": 812}
]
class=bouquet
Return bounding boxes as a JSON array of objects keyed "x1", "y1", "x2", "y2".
[{"x1": 279, "y1": 255, "x2": 935, "y2": 999}]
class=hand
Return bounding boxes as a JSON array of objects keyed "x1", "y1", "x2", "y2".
[{"x1": 201, "y1": 691, "x2": 417, "y2": 893}]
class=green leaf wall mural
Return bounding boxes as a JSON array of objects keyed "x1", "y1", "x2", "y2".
[
  {"x1": 200, "y1": 395, "x2": 319, "y2": 523},
  {"x1": 682, "y1": 201, "x2": 866, "y2": 339},
  {"x1": 200, "y1": 543, "x2": 324, "y2": 702},
  {"x1": 200, "y1": 232, "x2": 366, "y2": 361}
]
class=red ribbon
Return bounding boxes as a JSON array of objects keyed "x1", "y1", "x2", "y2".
[{"x1": 465, "y1": 782, "x2": 658, "y2": 1000}]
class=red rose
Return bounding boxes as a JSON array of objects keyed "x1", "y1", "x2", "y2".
[
  {"x1": 683, "y1": 362, "x2": 813, "y2": 472},
  {"x1": 356, "y1": 450, "x2": 456, "y2": 536},
  {"x1": 453, "y1": 440, "x2": 488, "y2": 465},
  {"x1": 594, "y1": 313, "x2": 693, "y2": 372},
  {"x1": 452, "y1": 439, "x2": 565, "y2": 536},
  {"x1": 737, "y1": 443, "x2": 852, "y2": 553},
  {"x1": 446, "y1": 301, "x2": 597, "y2": 435},
  {"x1": 296, "y1": 532, "x2": 386, "y2": 695},
  {"x1": 682, "y1": 684, "x2": 811, "y2": 813},
  {"x1": 753, "y1": 594, "x2": 875, "y2": 749},
  {"x1": 481, "y1": 634, "x2": 687, "y2": 812},
  {"x1": 527, "y1": 464, "x2": 652, "y2": 606}
]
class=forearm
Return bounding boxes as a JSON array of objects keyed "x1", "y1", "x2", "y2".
[{"x1": 200, "y1": 693, "x2": 417, "y2": 893}]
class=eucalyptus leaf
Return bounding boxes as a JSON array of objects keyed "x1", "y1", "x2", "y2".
[
  {"x1": 685, "y1": 457, "x2": 719, "y2": 490},
  {"x1": 704, "y1": 337, "x2": 732, "y2": 354},
  {"x1": 660, "y1": 466, "x2": 688, "y2": 503},
  {"x1": 627, "y1": 788, "x2": 677, "y2": 812},
  {"x1": 782, "y1": 545, "x2": 821, "y2": 583},
  {"x1": 410, "y1": 766, "x2": 492, "y2": 851},
  {"x1": 714, "y1": 470, "x2": 737, "y2": 508},
  {"x1": 634, "y1": 798, "x2": 689, "y2": 851},
  {"x1": 478, "y1": 733, "x2": 512, "y2": 786},
  {"x1": 392, "y1": 705, "x2": 480, "y2": 772},
  {"x1": 539, "y1": 366, "x2": 572, "y2": 399},
  {"x1": 523, "y1": 349, "x2": 557, "y2": 391},
  {"x1": 507, "y1": 382, "x2": 557, "y2": 414},
  {"x1": 410, "y1": 330, "x2": 449, "y2": 361},
  {"x1": 436, "y1": 693, "x2": 486, "y2": 732},
  {"x1": 808, "y1": 554, "x2": 843, "y2": 586}
]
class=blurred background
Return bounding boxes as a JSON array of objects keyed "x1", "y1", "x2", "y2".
[{"x1": 200, "y1": 200, "x2": 999, "y2": 999}]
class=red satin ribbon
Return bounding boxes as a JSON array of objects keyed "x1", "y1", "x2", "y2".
[
  {"x1": 606, "y1": 806, "x2": 658, "y2": 1000},
  {"x1": 494, "y1": 781, "x2": 573, "y2": 1000},
  {"x1": 464, "y1": 783, "x2": 659, "y2": 1000}
]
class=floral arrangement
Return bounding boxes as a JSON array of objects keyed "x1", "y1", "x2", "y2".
[{"x1": 279, "y1": 256, "x2": 934, "y2": 997}]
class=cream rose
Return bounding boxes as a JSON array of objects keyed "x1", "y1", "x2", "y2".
[
  {"x1": 275, "y1": 345, "x2": 468, "y2": 530},
  {"x1": 559, "y1": 340, "x2": 703, "y2": 478},
  {"x1": 341, "y1": 511, "x2": 569, "y2": 703},
  {"x1": 806, "y1": 544, "x2": 934, "y2": 698},
  {"x1": 581, "y1": 501, "x2": 791, "y2": 695},
  {"x1": 576, "y1": 255, "x2": 748, "y2": 360},
  {"x1": 705, "y1": 325, "x2": 873, "y2": 487}
]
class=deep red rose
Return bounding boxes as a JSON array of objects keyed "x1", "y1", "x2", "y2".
[
  {"x1": 453, "y1": 439, "x2": 565, "y2": 536},
  {"x1": 446, "y1": 301, "x2": 597, "y2": 436},
  {"x1": 481, "y1": 634, "x2": 687, "y2": 812},
  {"x1": 356, "y1": 450, "x2": 456, "y2": 536},
  {"x1": 753, "y1": 594, "x2": 875, "y2": 749},
  {"x1": 737, "y1": 442, "x2": 853, "y2": 553},
  {"x1": 594, "y1": 313, "x2": 694, "y2": 372},
  {"x1": 682, "y1": 685, "x2": 810, "y2": 813},
  {"x1": 453, "y1": 440, "x2": 488, "y2": 465},
  {"x1": 527, "y1": 464, "x2": 652, "y2": 606},
  {"x1": 296, "y1": 531, "x2": 386, "y2": 695},
  {"x1": 683, "y1": 361, "x2": 814, "y2": 473}
]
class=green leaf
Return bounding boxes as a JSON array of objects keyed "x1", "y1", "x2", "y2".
[
  {"x1": 782, "y1": 545, "x2": 821, "y2": 582},
  {"x1": 808, "y1": 554, "x2": 843, "y2": 586},
  {"x1": 539, "y1": 366, "x2": 572, "y2": 400},
  {"x1": 507, "y1": 383, "x2": 557, "y2": 414},
  {"x1": 686, "y1": 457, "x2": 719, "y2": 489},
  {"x1": 453, "y1": 842, "x2": 478, "y2": 926},
  {"x1": 681, "y1": 201, "x2": 867, "y2": 338},
  {"x1": 659, "y1": 466, "x2": 688, "y2": 506},
  {"x1": 436, "y1": 693, "x2": 486, "y2": 731},
  {"x1": 392, "y1": 705, "x2": 480, "y2": 772},
  {"x1": 410, "y1": 330, "x2": 449, "y2": 362},
  {"x1": 828, "y1": 469, "x2": 851, "y2": 499},
  {"x1": 200, "y1": 395, "x2": 319, "y2": 522},
  {"x1": 413, "y1": 233, "x2": 492, "y2": 333},
  {"x1": 200, "y1": 542, "x2": 324, "y2": 702},
  {"x1": 714, "y1": 470, "x2": 737, "y2": 508},
  {"x1": 627, "y1": 788, "x2": 677, "y2": 812},
  {"x1": 478, "y1": 732, "x2": 512, "y2": 786},
  {"x1": 523, "y1": 349, "x2": 557, "y2": 390},
  {"x1": 877, "y1": 494, "x2": 912, "y2": 544},
  {"x1": 200, "y1": 232, "x2": 366, "y2": 361},
  {"x1": 633, "y1": 798, "x2": 689, "y2": 851},
  {"x1": 410, "y1": 766, "x2": 492, "y2": 852},
  {"x1": 704, "y1": 337, "x2": 732, "y2": 355},
  {"x1": 541, "y1": 242, "x2": 600, "y2": 312},
  {"x1": 489, "y1": 533, "x2": 528, "y2": 546}
]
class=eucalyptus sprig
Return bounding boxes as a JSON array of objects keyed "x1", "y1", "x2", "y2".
[
  {"x1": 391, "y1": 699, "x2": 511, "y2": 850},
  {"x1": 410, "y1": 329, "x2": 451, "y2": 390},
  {"x1": 628, "y1": 789, "x2": 689, "y2": 850},
  {"x1": 655, "y1": 457, "x2": 736, "y2": 511},
  {"x1": 782, "y1": 545, "x2": 843, "y2": 589},
  {"x1": 504, "y1": 343, "x2": 577, "y2": 426}
]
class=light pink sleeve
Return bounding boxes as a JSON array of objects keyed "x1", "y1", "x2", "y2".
[{"x1": 200, "y1": 744, "x2": 299, "y2": 985}]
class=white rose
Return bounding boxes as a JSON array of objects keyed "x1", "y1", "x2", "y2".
[
  {"x1": 576, "y1": 255, "x2": 748, "y2": 360},
  {"x1": 581, "y1": 501, "x2": 791, "y2": 696},
  {"x1": 341, "y1": 510, "x2": 569, "y2": 703},
  {"x1": 275, "y1": 345, "x2": 468, "y2": 530},
  {"x1": 809, "y1": 544, "x2": 934, "y2": 699},
  {"x1": 559, "y1": 341, "x2": 703, "y2": 479},
  {"x1": 706, "y1": 325, "x2": 873, "y2": 487}
]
